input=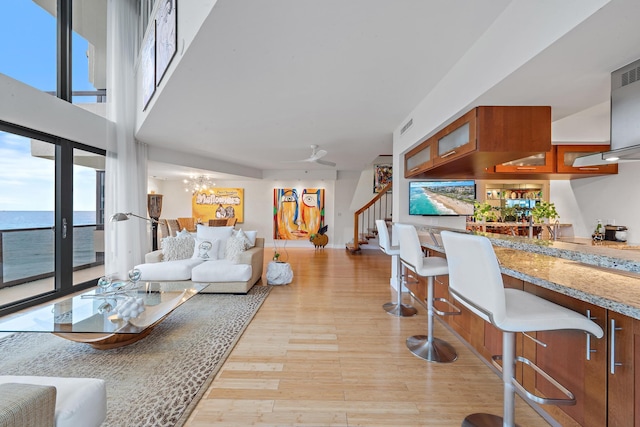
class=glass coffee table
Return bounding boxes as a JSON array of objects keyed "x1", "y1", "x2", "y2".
[{"x1": 0, "y1": 282, "x2": 205, "y2": 349}]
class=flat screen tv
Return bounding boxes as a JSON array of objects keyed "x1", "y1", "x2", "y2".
[{"x1": 409, "y1": 180, "x2": 476, "y2": 216}]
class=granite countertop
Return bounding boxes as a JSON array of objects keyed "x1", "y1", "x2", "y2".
[{"x1": 415, "y1": 225, "x2": 640, "y2": 319}]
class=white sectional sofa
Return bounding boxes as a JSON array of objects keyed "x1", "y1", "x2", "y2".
[
  {"x1": 135, "y1": 225, "x2": 264, "y2": 294},
  {"x1": 0, "y1": 376, "x2": 106, "y2": 427}
]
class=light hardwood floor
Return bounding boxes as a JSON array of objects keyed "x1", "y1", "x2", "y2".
[{"x1": 184, "y1": 248, "x2": 551, "y2": 427}]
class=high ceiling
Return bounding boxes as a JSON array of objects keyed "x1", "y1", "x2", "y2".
[{"x1": 136, "y1": 0, "x2": 640, "y2": 179}]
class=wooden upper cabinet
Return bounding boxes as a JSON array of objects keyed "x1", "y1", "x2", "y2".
[
  {"x1": 404, "y1": 139, "x2": 435, "y2": 177},
  {"x1": 405, "y1": 106, "x2": 551, "y2": 178},
  {"x1": 556, "y1": 144, "x2": 619, "y2": 175},
  {"x1": 494, "y1": 149, "x2": 556, "y2": 174}
]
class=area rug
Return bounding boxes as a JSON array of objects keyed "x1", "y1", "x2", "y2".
[{"x1": 0, "y1": 285, "x2": 271, "y2": 427}]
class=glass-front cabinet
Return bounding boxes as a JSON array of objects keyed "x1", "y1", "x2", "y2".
[
  {"x1": 404, "y1": 140, "x2": 434, "y2": 177},
  {"x1": 494, "y1": 149, "x2": 556, "y2": 174},
  {"x1": 556, "y1": 144, "x2": 619, "y2": 174},
  {"x1": 433, "y1": 109, "x2": 477, "y2": 167}
]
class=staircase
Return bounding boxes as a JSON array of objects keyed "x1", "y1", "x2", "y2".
[{"x1": 346, "y1": 183, "x2": 392, "y2": 253}]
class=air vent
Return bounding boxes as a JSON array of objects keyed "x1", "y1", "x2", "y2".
[
  {"x1": 621, "y1": 67, "x2": 639, "y2": 87},
  {"x1": 613, "y1": 58, "x2": 640, "y2": 90},
  {"x1": 400, "y1": 118, "x2": 413, "y2": 135}
]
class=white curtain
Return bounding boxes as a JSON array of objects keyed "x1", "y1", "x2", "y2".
[{"x1": 105, "y1": 0, "x2": 149, "y2": 280}]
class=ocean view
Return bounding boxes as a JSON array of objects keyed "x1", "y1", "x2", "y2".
[
  {"x1": 0, "y1": 211, "x2": 100, "y2": 284},
  {"x1": 0, "y1": 211, "x2": 97, "y2": 230}
]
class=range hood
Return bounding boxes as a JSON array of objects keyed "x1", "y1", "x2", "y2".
[{"x1": 573, "y1": 59, "x2": 640, "y2": 167}]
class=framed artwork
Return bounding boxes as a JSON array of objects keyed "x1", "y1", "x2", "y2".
[
  {"x1": 141, "y1": 24, "x2": 156, "y2": 110},
  {"x1": 192, "y1": 188, "x2": 244, "y2": 224},
  {"x1": 374, "y1": 163, "x2": 392, "y2": 193},
  {"x1": 156, "y1": 0, "x2": 177, "y2": 85},
  {"x1": 273, "y1": 188, "x2": 325, "y2": 240}
]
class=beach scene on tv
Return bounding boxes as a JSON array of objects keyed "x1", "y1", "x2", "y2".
[{"x1": 409, "y1": 180, "x2": 475, "y2": 216}]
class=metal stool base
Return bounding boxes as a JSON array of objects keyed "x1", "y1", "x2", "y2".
[
  {"x1": 383, "y1": 301, "x2": 417, "y2": 317},
  {"x1": 461, "y1": 413, "x2": 521, "y2": 427},
  {"x1": 406, "y1": 335, "x2": 457, "y2": 363}
]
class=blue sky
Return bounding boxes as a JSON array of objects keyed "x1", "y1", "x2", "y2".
[{"x1": 0, "y1": 0, "x2": 98, "y2": 212}]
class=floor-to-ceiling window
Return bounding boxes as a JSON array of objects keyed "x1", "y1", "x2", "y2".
[
  {"x1": 0, "y1": 1, "x2": 110, "y2": 315},
  {"x1": 0, "y1": 123, "x2": 105, "y2": 313},
  {"x1": 0, "y1": 0, "x2": 107, "y2": 104}
]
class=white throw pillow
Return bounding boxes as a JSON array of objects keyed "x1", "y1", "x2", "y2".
[
  {"x1": 161, "y1": 235, "x2": 195, "y2": 261},
  {"x1": 177, "y1": 228, "x2": 191, "y2": 238},
  {"x1": 234, "y1": 229, "x2": 257, "y2": 247},
  {"x1": 225, "y1": 233, "x2": 249, "y2": 262},
  {"x1": 233, "y1": 229, "x2": 253, "y2": 248},
  {"x1": 196, "y1": 225, "x2": 234, "y2": 258},
  {"x1": 191, "y1": 238, "x2": 221, "y2": 261}
]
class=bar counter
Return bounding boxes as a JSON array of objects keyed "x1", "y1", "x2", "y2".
[{"x1": 416, "y1": 226, "x2": 640, "y2": 320}]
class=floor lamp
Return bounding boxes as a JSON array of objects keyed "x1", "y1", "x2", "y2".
[{"x1": 109, "y1": 212, "x2": 160, "y2": 250}]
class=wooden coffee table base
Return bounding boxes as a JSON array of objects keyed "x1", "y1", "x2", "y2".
[{"x1": 53, "y1": 326, "x2": 156, "y2": 350}]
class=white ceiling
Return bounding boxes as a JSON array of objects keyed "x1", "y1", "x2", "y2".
[{"x1": 138, "y1": 0, "x2": 640, "y2": 180}]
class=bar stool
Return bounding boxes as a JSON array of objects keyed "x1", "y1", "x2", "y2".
[
  {"x1": 440, "y1": 230, "x2": 604, "y2": 427},
  {"x1": 396, "y1": 223, "x2": 457, "y2": 363},
  {"x1": 375, "y1": 220, "x2": 417, "y2": 317}
]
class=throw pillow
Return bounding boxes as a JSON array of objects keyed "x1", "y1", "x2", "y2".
[
  {"x1": 161, "y1": 235, "x2": 195, "y2": 261},
  {"x1": 191, "y1": 238, "x2": 221, "y2": 261},
  {"x1": 225, "y1": 233, "x2": 249, "y2": 262},
  {"x1": 177, "y1": 228, "x2": 191, "y2": 238},
  {"x1": 233, "y1": 229, "x2": 253, "y2": 248},
  {"x1": 234, "y1": 229, "x2": 257, "y2": 247},
  {"x1": 196, "y1": 225, "x2": 234, "y2": 258}
]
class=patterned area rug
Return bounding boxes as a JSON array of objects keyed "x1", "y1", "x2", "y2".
[{"x1": 0, "y1": 285, "x2": 271, "y2": 427}]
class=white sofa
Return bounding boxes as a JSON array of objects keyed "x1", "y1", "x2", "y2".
[
  {"x1": 135, "y1": 226, "x2": 264, "y2": 294},
  {"x1": 0, "y1": 376, "x2": 106, "y2": 427}
]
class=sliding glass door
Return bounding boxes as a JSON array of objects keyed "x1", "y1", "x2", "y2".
[{"x1": 0, "y1": 123, "x2": 105, "y2": 313}]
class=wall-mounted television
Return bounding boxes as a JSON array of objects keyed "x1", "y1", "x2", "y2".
[{"x1": 409, "y1": 180, "x2": 476, "y2": 216}]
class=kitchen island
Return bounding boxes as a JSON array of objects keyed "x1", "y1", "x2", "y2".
[{"x1": 409, "y1": 225, "x2": 640, "y2": 427}]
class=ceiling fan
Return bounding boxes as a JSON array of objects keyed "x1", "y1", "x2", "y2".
[{"x1": 285, "y1": 144, "x2": 336, "y2": 167}]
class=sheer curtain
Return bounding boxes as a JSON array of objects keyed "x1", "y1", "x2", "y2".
[{"x1": 105, "y1": 0, "x2": 149, "y2": 280}]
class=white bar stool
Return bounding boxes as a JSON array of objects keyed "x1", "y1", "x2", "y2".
[
  {"x1": 375, "y1": 220, "x2": 417, "y2": 317},
  {"x1": 396, "y1": 223, "x2": 457, "y2": 363},
  {"x1": 440, "y1": 230, "x2": 604, "y2": 427}
]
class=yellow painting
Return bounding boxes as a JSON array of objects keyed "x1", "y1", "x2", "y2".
[
  {"x1": 192, "y1": 188, "x2": 244, "y2": 224},
  {"x1": 274, "y1": 188, "x2": 325, "y2": 240}
]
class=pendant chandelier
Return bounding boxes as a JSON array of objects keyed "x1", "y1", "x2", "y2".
[{"x1": 183, "y1": 175, "x2": 216, "y2": 194}]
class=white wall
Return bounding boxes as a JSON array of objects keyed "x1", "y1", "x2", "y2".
[{"x1": 148, "y1": 171, "x2": 367, "y2": 249}]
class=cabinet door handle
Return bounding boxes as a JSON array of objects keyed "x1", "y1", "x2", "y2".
[
  {"x1": 516, "y1": 167, "x2": 537, "y2": 170},
  {"x1": 610, "y1": 318, "x2": 623, "y2": 374},
  {"x1": 579, "y1": 167, "x2": 600, "y2": 171},
  {"x1": 440, "y1": 150, "x2": 457, "y2": 158},
  {"x1": 586, "y1": 309, "x2": 597, "y2": 360}
]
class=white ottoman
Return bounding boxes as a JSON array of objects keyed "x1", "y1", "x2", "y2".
[
  {"x1": 0, "y1": 376, "x2": 106, "y2": 427},
  {"x1": 266, "y1": 261, "x2": 293, "y2": 285}
]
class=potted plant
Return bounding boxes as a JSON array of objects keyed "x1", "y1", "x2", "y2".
[
  {"x1": 473, "y1": 201, "x2": 498, "y2": 222},
  {"x1": 531, "y1": 201, "x2": 559, "y2": 223},
  {"x1": 501, "y1": 206, "x2": 518, "y2": 222}
]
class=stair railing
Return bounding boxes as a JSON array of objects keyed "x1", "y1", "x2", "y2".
[{"x1": 350, "y1": 183, "x2": 392, "y2": 252}]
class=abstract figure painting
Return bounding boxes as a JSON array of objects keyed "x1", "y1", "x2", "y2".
[
  {"x1": 141, "y1": 25, "x2": 155, "y2": 110},
  {"x1": 156, "y1": 0, "x2": 177, "y2": 85},
  {"x1": 374, "y1": 163, "x2": 392, "y2": 193},
  {"x1": 274, "y1": 188, "x2": 325, "y2": 240}
]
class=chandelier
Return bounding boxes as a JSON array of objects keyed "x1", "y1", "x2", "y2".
[{"x1": 183, "y1": 175, "x2": 216, "y2": 194}]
